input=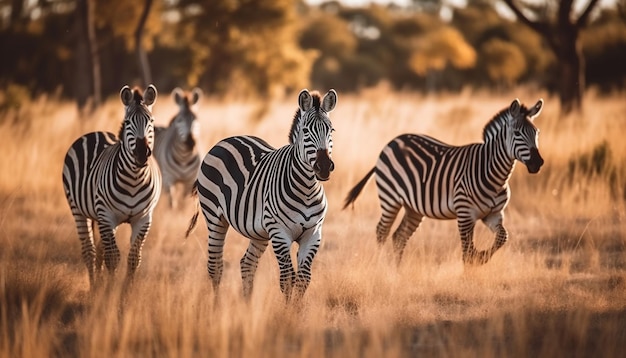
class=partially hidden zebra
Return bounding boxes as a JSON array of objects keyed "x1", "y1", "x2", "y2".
[
  {"x1": 186, "y1": 89, "x2": 337, "y2": 299},
  {"x1": 344, "y1": 98, "x2": 544, "y2": 265},
  {"x1": 154, "y1": 87, "x2": 203, "y2": 209},
  {"x1": 62, "y1": 85, "x2": 162, "y2": 289}
]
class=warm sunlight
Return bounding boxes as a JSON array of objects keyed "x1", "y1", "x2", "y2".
[{"x1": 1, "y1": 87, "x2": 624, "y2": 356}]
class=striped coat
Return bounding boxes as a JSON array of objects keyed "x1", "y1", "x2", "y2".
[
  {"x1": 62, "y1": 85, "x2": 161, "y2": 288},
  {"x1": 187, "y1": 89, "x2": 337, "y2": 299},
  {"x1": 154, "y1": 87, "x2": 203, "y2": 208},
  {"x1": 344, "y1": 98, "x2": 544, "y2": 265}
]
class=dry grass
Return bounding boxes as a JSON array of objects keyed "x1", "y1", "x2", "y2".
[{"x1": 1, "y1": 87, "x2": 625, "y2": 357}]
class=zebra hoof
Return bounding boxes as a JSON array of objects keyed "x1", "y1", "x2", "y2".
[{"x1": 463, "y1": 251, "x2": 490, "y2": 266}]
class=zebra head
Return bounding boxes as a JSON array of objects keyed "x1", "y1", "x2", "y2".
[
  {"x1": 171, "y1": 87, "x2": 202, "y2": 149},
  {"x1": 290, "y1": 89, "x2": 337, "y2": 181},
  {"x1": 507, "y1": 98, "x2": 544, "y2": 173},
  {"x1": 119, "y1": 85, "x2": 158, "y2": 167}
]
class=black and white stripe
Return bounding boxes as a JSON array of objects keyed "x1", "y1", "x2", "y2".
[
  {"x1": 154, "y1": 87, "x2": 203, "y2": 208},
  {"x1": 187, "y1": 89, "x2": 337, "y2": 299},
  {"x1": 344, "y1": 98, "x2": 544, "y2": 265},
  {"x1": 62, "y1": 85, "x2": 161, "y2": 288}
]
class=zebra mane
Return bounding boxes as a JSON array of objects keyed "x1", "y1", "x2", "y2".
[
  {"x1": 132, "y1": 87, "x2": 145, "y2": 104},
  {"x1": 288, "y1": 91, "x2": 321, "y2": 145},
  {"x1": 117, "y1": 88, "x2": 146, "y2": 139},
  {"x1": 482, "y1": 103, "x2": 529, "y2": 142}
]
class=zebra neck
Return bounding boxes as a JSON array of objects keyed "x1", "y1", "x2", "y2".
[
  {"x1": 172, "y1": 138, "x2": 195, "y2": 158},
  {"x1": 482, "y1": 134, "x2": 516, "y2": 185},
  {"x1": 288, "y1": 147, "x2": 323, "y2": 194},
  {"x1": 118, "y1": 143, "x2": 151, "y2": 173}
]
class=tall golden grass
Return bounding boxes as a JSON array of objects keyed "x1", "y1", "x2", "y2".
[{"x1": 1, "y1": 87, "x2": 625, "y2": 357}]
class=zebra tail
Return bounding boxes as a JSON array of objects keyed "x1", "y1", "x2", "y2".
[
  {"x1": 343, "y1": 167, "x2": 376, "y2": 210},
  {"x1": 185, "y1": 181, "x2": 200, "y2": 238}
]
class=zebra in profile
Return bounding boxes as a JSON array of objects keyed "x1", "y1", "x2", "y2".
[
  {"x1": 62, "y1": 85, "x2": 161, "y2": 289},
  {"x1": 154, "y1": 87, "x2": 203, "y2": 208},
  {"x1": 344, "y1": 98, "x2": 544, "y2": 265},
  {"x1": 186, "y1": 89, "x2": 337, "y2": 299}
]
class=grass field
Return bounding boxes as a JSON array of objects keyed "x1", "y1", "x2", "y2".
[{"x1": 1, "y1": 87, "x2": 625, "y2": 357}]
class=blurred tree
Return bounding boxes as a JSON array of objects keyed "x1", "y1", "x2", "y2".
[
  {"x1": 581, "y1": 7, "x2": 626, "y2": 92},
  {"x1": 135, "y1": 0, "x2": 153, "y2": 87},
  {"x1": 502, "y1": 0, "x2": 601, "y2": 114},
  {"x1": 299, "y1": 11, "x2": 359, "y2": 91},
  {"x1": 172, "y1": 0, "x2": 313, "y2": 98},
  {"x1": 95, "y1": 0, "x2": 162, "y2": 92},
  {"x1": 75, "y1": 0, "x2": 101, "y2": 112},
  {"x1": 480, "y1": 38, "x2": 526, "y2": 88},
  {"x1": 408, "y1": 26, "x2": 476, "y2": 91},
  {"x1": 453, "y1": 2, "x2": 552, "y2": 90}
]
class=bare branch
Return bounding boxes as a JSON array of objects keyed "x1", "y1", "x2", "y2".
[
  {"x1": 557, "y1": 0, "x2": 574, "y2": 26},
  {"x1": 501, "y1": 0, "x2": 550, "y2": 35},
  {"x1": 576, "y1": 0, "x2": 601, "y2": 27}
]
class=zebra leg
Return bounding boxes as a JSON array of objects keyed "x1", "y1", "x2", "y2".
[
  {"x1": 94, "y1": 222, "x2": 104, "y2": 275},
  {"x1": 240, "y1": 238, "x2": 269, "y2": 299},
  {"x1": 391, "y1": 208, "x2": 423, "y2": 264},
  {"x1": 482, "y1": 212, "x2": 508, "y2": 261},
  {"x1": 165, "y1": 186, "x2": 174, "y2": 209},
  {"x1": 293, "y1": 226, "x2": 322, "y2": 299},
  {"x1": 376, "y1": 199, "x2": 402, "y2": 245},
  {"x1": 457, "y1": 217, "x2": 487, "y2": 265},
  {"x1": 206, "y1": 216, "x2": 229, "y2": 292},
  {"x1": 98, "y1": 218, "x2": 121, "y2": 275},
  {"x1": 127, "y1": 214, "x2": 153, "y2": 281},
  {"x1": 271, "y1": 236, "x2": 296, "y2": 299},
  {"x1": 73, "y1": 213, "x2": 97, "y2": 288}
]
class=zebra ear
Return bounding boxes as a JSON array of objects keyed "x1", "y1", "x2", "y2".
[
  {"x1": 191, "y1": 88, "x2": 203, "y2": 106},
  {"x1": 509, "y1": 98, "x2": 521, "y2": 116},
  {"x1": 298, "y1": 89, "x2": 313, "y2": 112},
  {"x1": 144, "y1": 84, "x2": 158, "y2": 106},
  {"x1": 172, "y1": 88, "x2": 185, "y2": 106},
  {"x1": 527, "y1": 99, "x2": 544, "y2": 121},
  {"x1": 120, "y1": 85, "x2": 133, "y2": 106},
  {"x1": 321, "y1": 89, "x2": 337, "y2": 113}
]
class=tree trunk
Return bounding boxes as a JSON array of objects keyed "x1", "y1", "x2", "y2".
[
  {"x1": 135, "y1": 0, "x2": 153, "y2": 87},
  {"x1": 502, "y1": 0, "x2": 600, "y2": 116},
  {"x1": 87, "y1": 0, "x2": 101, "y2": 108},
  {"x1": 555, "y1": 26, "x2": 584, "y2": 114},
  {"x1": 10, "y1": 0, "x2": 24, "y2": 28},
  {"x1": 75, "y1": 0, "x2": 93, "y2": 112},
  {"x1": 74, "y1": 0, "x2": 100, "y2": 113}
]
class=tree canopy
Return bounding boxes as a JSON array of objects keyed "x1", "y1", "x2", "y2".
[{"x1": 0, "y1": 0, "x2": 625, "y2": 109}]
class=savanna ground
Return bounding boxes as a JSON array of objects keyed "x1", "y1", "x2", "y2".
[{"x1": 1, "y1": 86, "x2": 625, "y2": 357}]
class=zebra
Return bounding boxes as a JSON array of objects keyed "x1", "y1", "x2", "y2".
[
  {"x1": 344, "y1": 98, "x2": 544, "y2": 265},
  {"x1": 62, "y1": 85, "x2": 161, "y2": 289},
  {"x1": 186, "y1": 89, "x2": 337, "y2": 299},
  {"x1": 153, "y1": 87, "x2": 203, "y2": 209}
]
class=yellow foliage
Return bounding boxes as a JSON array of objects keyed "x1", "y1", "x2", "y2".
[
  {"x1": 408, "y1": 27, "x2": 476, "y2": 75},
  {"x1": 481, "y1": 39, "x2": 527, "y2": 85}
]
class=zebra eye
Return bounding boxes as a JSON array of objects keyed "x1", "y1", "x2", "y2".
[{"x1": 513, "y1": 130, "x2": 521, "y2": 136}]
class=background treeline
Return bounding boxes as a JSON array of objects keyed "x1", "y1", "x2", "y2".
[{"x1": 1, "y1": 0, "x2": 625, "y2": 110}]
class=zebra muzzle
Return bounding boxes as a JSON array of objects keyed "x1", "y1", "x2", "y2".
[
  {"x1": 314, "y1": 149, "x2": 334, "y2": 181},
  {"x1": 134, "y1": 137, "x2": 152, "y2": 165},
  {"x1": 525, "y1": 148, "x2": 544, "y2": 174},
  {"x1": 185, "y1": 134, "x2": 196, "y2": 149}
]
